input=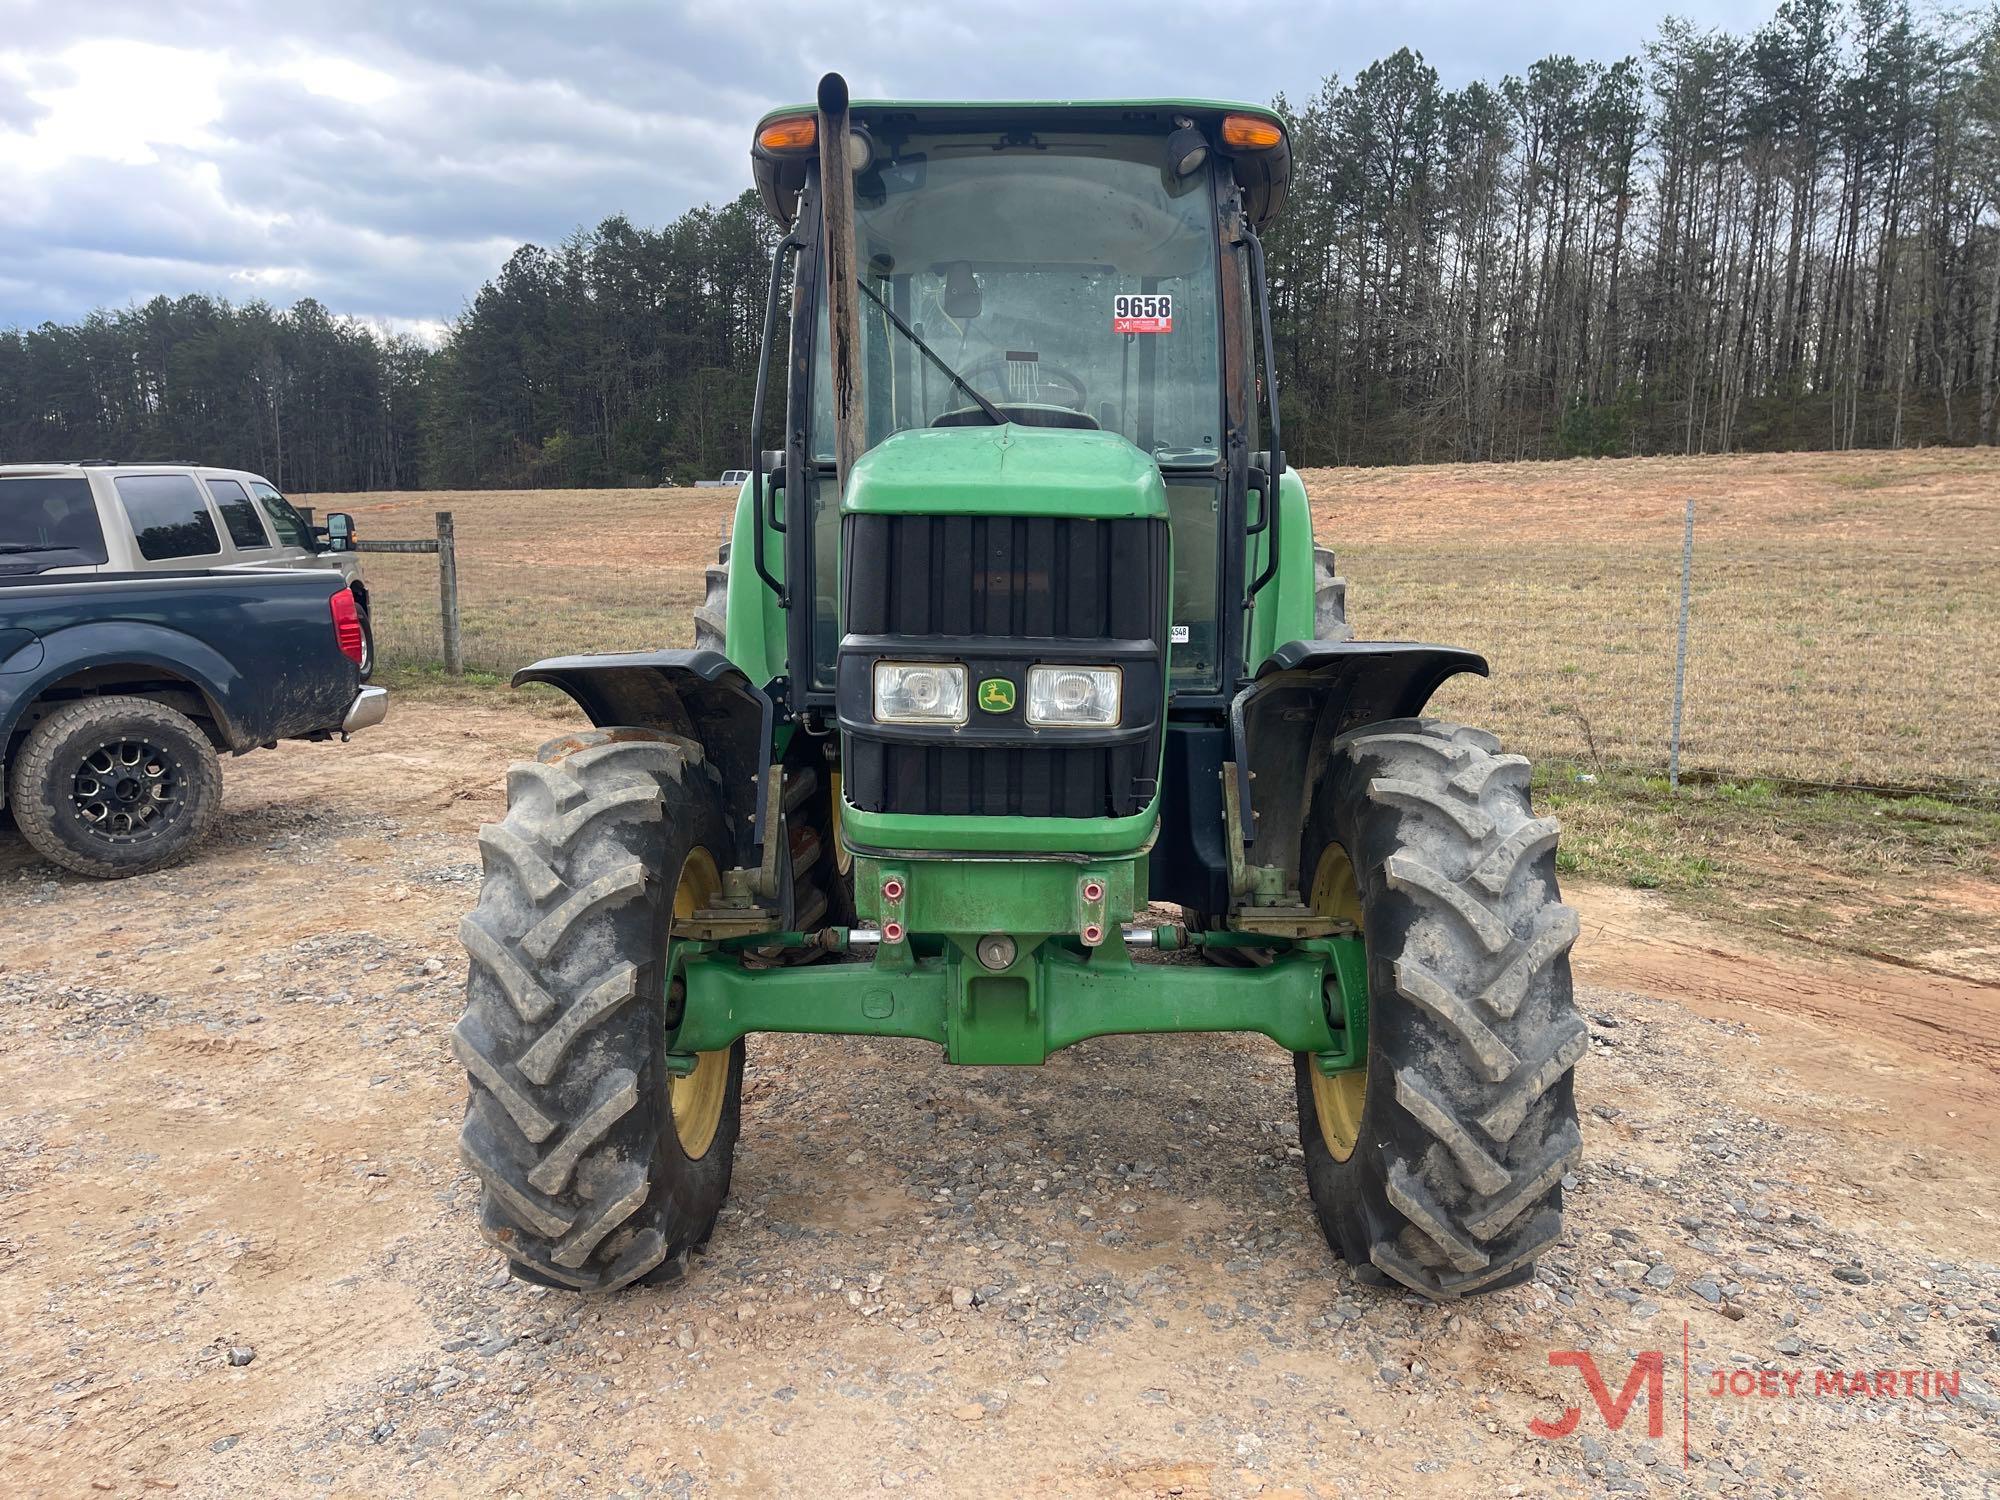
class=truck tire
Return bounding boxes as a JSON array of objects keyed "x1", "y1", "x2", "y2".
[
  {"x1": 456, "y1": 728, "x2": 744, "y2": 1292},
  {"x1": 1293, "y1": 717, "x2": 1582, "y2": 1299},
  {"x1": 357, "y1": 604, "x2": 376, "y2": 681},
  {"x1": 7, "y1": 696, "x2": 222, "y2": 878}
]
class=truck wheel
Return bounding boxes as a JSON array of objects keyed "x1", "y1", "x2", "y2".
[
  {"x1": 7, "y1": 696, "x2": 222, "y2": 878},
  {"x1": 357, "y1": 604, "x2": 376, "y2": 681},
  {"x1": 455, "y1": 728, "x2": 744, "y2": 1292},
  {"x1": 1293, "y1": 717, "x2": 1583, "y2": 1299}
]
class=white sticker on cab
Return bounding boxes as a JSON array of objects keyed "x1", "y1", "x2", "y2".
[{"x1": 1114, "y1": 293, "x2": 1172, "y2": 334}]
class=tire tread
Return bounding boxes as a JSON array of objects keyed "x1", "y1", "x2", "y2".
[
  {"x1": 456, "y1": 730, "x2": 738, "y2": 1293},
  {"x1": 1296, "y1": 716, "x2": 1584, "y2": 1300}
]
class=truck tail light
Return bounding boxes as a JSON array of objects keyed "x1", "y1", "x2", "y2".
[{"x1": 330, "y1": 587, "x2": 364, "y2": 664}]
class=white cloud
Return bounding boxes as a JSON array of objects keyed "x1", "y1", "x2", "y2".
[
  {"x1": 0, "y1": 39, "x2": 224, "y2": 171},
  {"x1": 279, "y1": 54, "x2": 399, "y2": 107}
]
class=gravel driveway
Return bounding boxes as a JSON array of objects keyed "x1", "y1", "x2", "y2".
[{"x1": 1, "y1": 701, "x2": 1994, "y2": 1497}]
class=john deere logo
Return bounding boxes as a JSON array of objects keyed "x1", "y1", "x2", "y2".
[{"x1": 978, "y1": 677, "x2": 1016, "y2": 713}]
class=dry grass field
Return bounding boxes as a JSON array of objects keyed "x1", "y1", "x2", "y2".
[
  {"x1": 1316, "y1": 449, "x2": 2000, "y2": 792},
  {"x1": 309, "y1": 448, "x2": 2000, "y2": 790}
]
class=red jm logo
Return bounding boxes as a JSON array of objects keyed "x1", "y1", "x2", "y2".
[{"x1": 1530, "y1": 1351, "x2": 1666, "y2": 1440}]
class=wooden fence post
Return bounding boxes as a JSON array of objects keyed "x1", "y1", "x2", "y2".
[
  {"x1": 1668, "y1": 499, "x2": 1694, "y2": 791},
  {"x1": 436, "y1": 510, "x2": 463, "y2": 676}
]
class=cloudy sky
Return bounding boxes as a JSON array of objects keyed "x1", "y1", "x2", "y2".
[{"x1": 0, "y1": 0, "x2": 1768, "y2": 339}]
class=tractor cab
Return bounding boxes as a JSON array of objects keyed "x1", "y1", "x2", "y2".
[{"x1": 751, "y1": 94, "x2": 1293, "y2": 705}]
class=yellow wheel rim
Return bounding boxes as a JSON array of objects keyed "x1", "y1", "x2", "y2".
[
  {"x1": 669, "y1": 847, "x2": 729, "y2": 1159},
  {"x1": 1307, "y1": 843, "x2": 1368, "y2": 1162},
  {"x1": 829, "y1": 770, "x2": 853, "y2": 876}
]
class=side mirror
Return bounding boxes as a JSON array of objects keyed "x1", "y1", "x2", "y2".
[{"x1": 325, "y1": 512, "x2": 355, "y2": 552}]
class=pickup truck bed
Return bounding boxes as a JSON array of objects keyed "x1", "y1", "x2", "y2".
[{"x1": 1, "y1": 568, "x2": 384, "y2": 876}]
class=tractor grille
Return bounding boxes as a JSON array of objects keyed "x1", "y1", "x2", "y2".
[
  {"x1": 845, "y1": 513, "x2": 1160, "y2": 639},
  {"x1": 843, "y1": 739, "x2": 1156, "y2": 820},
  {"x1": 838, "y1": 513, "x2": 1169, "y2": 822}
]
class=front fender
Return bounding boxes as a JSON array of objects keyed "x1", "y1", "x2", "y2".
[
  {"x1": 1230, "y1": 639, "x2": 1488, "y2": 872},
  {"x1": 512, "y1": 649, "x2": 774, "y2": 867}
]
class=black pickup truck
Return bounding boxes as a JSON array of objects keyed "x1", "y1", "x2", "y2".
[{"x1": 0, "y1": 568, "x2": 386, "y2": 877}]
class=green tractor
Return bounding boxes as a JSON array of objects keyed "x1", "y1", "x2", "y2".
[{"x1": 454, "y1": 76, "x2": 1583, "y2": 1300}]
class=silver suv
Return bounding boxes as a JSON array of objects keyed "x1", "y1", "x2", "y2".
[{"x1": 0, "y1": 462, "x2": 375, "y2": 675}]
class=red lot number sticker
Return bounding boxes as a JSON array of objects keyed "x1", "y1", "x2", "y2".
[{"x1": 1114, "y1": 293, "x2": 1172, "y2": 334}]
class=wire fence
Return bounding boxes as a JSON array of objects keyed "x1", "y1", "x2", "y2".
[
  {"x1": 1358, "y1": 505, "x2": 1999, "y2": 794},
  {"x1": 344, "y1": 479, "x2": 1999, "y2": 797}
]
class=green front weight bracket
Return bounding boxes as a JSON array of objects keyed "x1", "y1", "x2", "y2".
[{"x1": 672, "y1": 933, "x2": 1369, "y2": 1066}]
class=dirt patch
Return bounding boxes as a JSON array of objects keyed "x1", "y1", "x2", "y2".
[
  {"x1": 2, "y1": 700, "x2": 1996, "y2": 1497},
  {"x1": 1539, "y1": 769, "x2": 2000, "y2": 984}
]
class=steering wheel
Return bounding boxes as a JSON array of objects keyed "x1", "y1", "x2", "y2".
[{"x1": 959, "y1": 352, "x2": 1089, "y2": 412}]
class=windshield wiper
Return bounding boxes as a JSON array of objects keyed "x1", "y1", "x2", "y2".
[
  {"x1": 854, "y1": 278, "x2": 1007, "y2": 427},
  {"x1": 0, "y1": 543, "x2": 51, "y2": 554}
]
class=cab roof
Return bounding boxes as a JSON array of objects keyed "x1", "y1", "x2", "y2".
[{"x1": 751, "y1": 97, "x2": 1290, "y2": 233}]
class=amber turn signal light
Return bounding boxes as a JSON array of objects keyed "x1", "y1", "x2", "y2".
[
  {"x1": 1220, "y1": 113, "x2": 1284, "y2": 151},
  {"x1": 757, "y1": 113, "x2": 817, "y2": 152}
]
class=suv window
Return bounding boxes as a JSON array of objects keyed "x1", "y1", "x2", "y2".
[
  {"x1": 251, "y1": 481, "x2": 312, "y2": 549},
  {"x1": 0, "y1": 476, "x2": 110, "y2": 571},
  {"x1": 205, "y1": 478, "x2": 273, "y2": 550},
  {"x1": 114, "y1": 474, "x2": 221, "y2": 562}
]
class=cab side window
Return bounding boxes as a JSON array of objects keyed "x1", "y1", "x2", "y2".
[
  {"x1": 205, "y1": 478, "x2": 273, "y2": 550},
  {"x1": 113, "y1": 474, "x2": 221, "y2": 562},
  {"x1": 252, "y1": 481, "x2": 312, "y2": 549}
]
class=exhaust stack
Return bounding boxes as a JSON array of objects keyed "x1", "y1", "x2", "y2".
[{"x1": 816, "y1": 72, "x2": 865, "y2": 496}]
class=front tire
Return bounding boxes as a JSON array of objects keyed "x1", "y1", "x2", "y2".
[
  {"x1": 455, "y1": 728, "x2": 743, "y2": 1292},
  {"x1": 1294, "y1": 718, "x2": 1583, "y2": 1299},
  {"x1": 7, "y1": 696, "x2": 222, "y2": 878}
]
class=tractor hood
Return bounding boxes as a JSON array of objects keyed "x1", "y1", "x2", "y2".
[{"x1": 841, "y1": 425, "x2": 1171, "y2": 521}]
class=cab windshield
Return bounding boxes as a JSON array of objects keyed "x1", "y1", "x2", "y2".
[{"x1": 813, "y1": 130, "x2": 1223, "y2": 460}]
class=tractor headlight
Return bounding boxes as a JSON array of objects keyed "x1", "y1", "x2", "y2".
[
  {"x1": 873, "y1": 661, "x2": 968, "y2": 724},
  {"x1": 1026, "y1": 665, "x2": 1122, "y2": 727}
]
